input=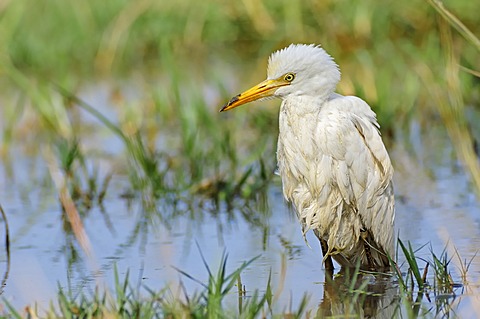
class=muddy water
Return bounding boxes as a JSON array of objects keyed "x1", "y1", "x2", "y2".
[{"x1": 1, "y1": 109, "x2": 480, "y2": 316}]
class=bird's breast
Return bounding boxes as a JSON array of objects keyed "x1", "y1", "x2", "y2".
[
  {"x1": 277, "y1": 102, "x2": 330, "y2": 201},
  {"x1": 278, "y1": 107, "x2": 318, "y2": 160}
]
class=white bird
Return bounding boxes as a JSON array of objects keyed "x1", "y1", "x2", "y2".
[{"x1": 220, "y1": 44, "x2": 394, "y2": 271}]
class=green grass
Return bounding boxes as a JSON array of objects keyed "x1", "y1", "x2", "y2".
[
  {"x1": 55, "y1": 85, "x2": 273, "y2": 208},
  {"x1": 1, "y1": 0, "x2": 479, "y2": 191},
  {"x1": 1, "y1": 0, "x2": 479, "y2": 124},
  {"x1": 53, "y1": 136, "x2": 112, "y2": 209},
  {"x1": 0, "y1": 0, "x2": 479, "y2": 317},
  {"x1": 1, "y1": 253, "x2": 308, "y2": 318},
  {"x1": 390, "y1": 240, "x2": 467, "y2": 318},
  {"x1": 0, "y1": 239, "x2": 468, "y2": 318}
]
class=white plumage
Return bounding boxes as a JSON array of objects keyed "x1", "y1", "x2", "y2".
[{"x1": 221, "y1": 44, "x2": 394, "y2": 270}]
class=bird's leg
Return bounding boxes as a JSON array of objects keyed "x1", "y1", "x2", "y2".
[
  {"x1": 320, "y1": 238, "x2": 334, "y2": 272},
  {"x1": 314, "y1": 230, "x2": 334, "y2": 273},
  {"x1": 361, "y1": 229, "x2": 376, "y2": 270}
]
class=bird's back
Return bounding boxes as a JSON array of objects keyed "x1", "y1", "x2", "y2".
[{"x1": 277, "y1": 93, "x2": 394, "y2": 268}]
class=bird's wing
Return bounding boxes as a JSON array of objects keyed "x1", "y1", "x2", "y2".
[{"x1": 316, "y1": 95, "x2": 395, "y2": 253}]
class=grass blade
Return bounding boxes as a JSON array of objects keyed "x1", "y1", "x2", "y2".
[{"x1": 426, "y1": 0, "x2": 480, "y2": 52}]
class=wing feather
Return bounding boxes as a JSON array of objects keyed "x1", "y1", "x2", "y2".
[
  {"x1": 277, "y1": 94, "x2": 395, "y2": 261},
  {"x1": 316, "y1": 95, "x2": 395, "y2": 255}
]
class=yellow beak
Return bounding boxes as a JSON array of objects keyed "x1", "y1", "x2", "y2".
[{"x1": 219, "y1": 78, "x2": 290, "y2": 112}]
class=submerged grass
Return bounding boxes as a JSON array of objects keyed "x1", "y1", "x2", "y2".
[
  {"x1": 53, "y1": 136, "x2": 112, "y2": 209},
  {"x1": 0, "y1": 205, "x2": 10, "y2": 299},
  {"x1": 55, "y1": 84, "x2": 273, "y2": 208}
]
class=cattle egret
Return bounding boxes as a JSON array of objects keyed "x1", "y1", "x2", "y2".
[{"x1": 220, "y1": 44, "x2": 394, "y2": 271}]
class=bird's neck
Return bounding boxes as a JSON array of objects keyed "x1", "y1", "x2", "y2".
[{"x1": 282, "y1": 93, "x2": 334, "y2": 115}]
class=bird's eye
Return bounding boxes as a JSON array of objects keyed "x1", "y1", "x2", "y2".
[{"x1": 284, "y1": 73, "x2": 295, "y2": 82}]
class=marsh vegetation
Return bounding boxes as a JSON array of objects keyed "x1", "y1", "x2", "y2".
[{"x1": 0, "y1": 0, "x2": 479, "y2": 317}]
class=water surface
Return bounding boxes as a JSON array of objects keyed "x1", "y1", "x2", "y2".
[{"x1": 1, "y1": 86, "x2": 479, "y2": 317}]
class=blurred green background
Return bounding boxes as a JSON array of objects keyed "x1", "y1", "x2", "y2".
[
  {"x1": 1, "y1": 0, "x2": 479, "y2": 189},
  {"x1": 1, "y1": 0, "x2": 478, "y2": 123}
]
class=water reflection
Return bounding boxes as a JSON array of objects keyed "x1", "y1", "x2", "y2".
[{"x1": 317, "y1": 270, "x2": 398, "y2": 318}]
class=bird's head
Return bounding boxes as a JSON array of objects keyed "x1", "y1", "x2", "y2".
[{"x1": 220, "y1": 44, "x2": 340, "y2": 112}]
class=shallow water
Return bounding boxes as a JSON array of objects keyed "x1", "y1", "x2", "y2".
[{"x1": 1, "y1": 89, "x2": 480, "y2": 317}]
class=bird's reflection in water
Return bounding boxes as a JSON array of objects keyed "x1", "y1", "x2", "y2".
[{"x1": 317, "y1": 268, "x2": 399, "y2": 318}]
